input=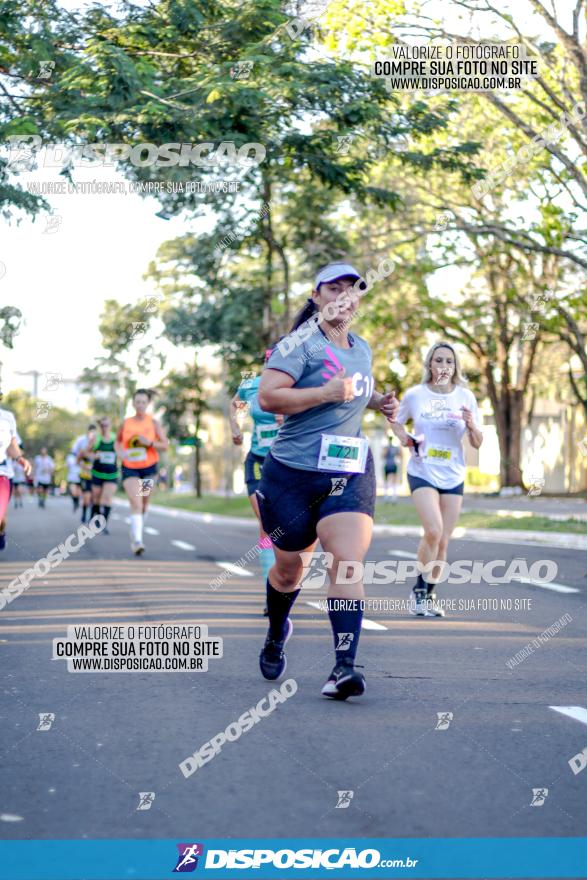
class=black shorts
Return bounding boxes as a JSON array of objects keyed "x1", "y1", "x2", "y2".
[
  {"x1": 244, "y1": 450, "x2": 266, "y2": 496},
  {"x1": 407, "y1": 474, "x2": 464, "y2": 495},
  {"x1": 37, "y1": 482, "x2": 52, "y2": 490},
  {"x1": 121, "y1": 463, "x2": 158, "y2": 481},
  {"x1": 385, "y1": 466, "x2": 398, "y2": 476},
  {"x1": 92, "y1": 475, "x2": 119, "y2": 487},
  {"x1": 80, "y1": 478, "x2": 93, "y2": 493},
  {"x1": 256, "y1": 450, "x2": 376, "y2": 552}
]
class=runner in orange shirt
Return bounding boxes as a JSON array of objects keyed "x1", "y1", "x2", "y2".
[{"x1": 116, "y1": 388, "x2": 169, "y2": 556}]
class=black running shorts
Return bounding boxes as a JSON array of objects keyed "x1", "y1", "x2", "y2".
[
  {"x1": 256, "y1": 450, "x2": 376, "y2": 552},
  {"x1": 121, "y1": 463, "x2": 158, "y2": 481},
  {"x1": 244, "y1": 450, "x2": 266, "y2": 496},
  {"x1": 407, "y1": 474, "x2": 464, "y2": 495}
]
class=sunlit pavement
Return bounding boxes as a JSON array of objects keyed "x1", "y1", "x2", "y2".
[{"x1": 0, "y1": 496, "x2": 585, "y2": 839}]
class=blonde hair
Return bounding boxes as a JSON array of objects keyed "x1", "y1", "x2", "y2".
[{"x1": 421, "y1": 341, "x2": 468, "y2": 386}]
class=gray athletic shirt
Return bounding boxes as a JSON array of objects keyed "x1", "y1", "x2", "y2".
[{"x1": 265, "y1": 326, "x2": 374, "y2": 472}]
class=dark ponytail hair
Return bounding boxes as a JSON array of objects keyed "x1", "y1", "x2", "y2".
[
  {"x1": 133, "y1": 387, "x2": 154, "y2": 401},
  {"x1": 289, "y1": 296, "x2": 318, "y2": 333}
]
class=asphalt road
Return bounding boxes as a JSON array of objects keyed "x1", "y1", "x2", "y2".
[{"x1": 0, "y1": 494, "x2": 586, "y2": 844}]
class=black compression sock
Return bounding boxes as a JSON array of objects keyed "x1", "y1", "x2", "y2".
[
  {"x1": 102, "y1": 505, "x2": 111, "y2": 522},
  {"x1": 413, "y1": 573, "x2": 427, "y2": 595},
  {"x1": 327, "y1": 597, "x2": 363, "y2": 664},
  {"x1": 266, "y1": 579, "x2": 299, "y2": 641},
  {"x1": 72, "y1": 497, "x2": 79, "y2": 511},
  {"x1": 91, "y1": 504, "x2": 100, "y2": 520}
]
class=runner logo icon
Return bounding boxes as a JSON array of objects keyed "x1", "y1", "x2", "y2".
[
  {"x1": 530, "y1": 788, "x2": 548, "y2": 806},
  {"x1": 435, "y1": 712, "x2": 453, "y2": 730},
  {"x1": 299, "y1": 551, "x2": 332, "y2": 589},
  {"x1": 136, "y1": 792, "x2": 155, "y2": 811},
  {"x1": 37, "y1": 713, "x2": 55, "y2": 731},
  {"x1": 173, "y1": 843, "x2": 204, "y2": 872},
  {"x1": 336, "y1": 633, "x2": 354, "y2": 651},
  {"x1": 329, "y1": 477, "x2": 348, "y2": 496},
  {"x1": 336, "y1": 790, "x2": 354, "y2": 808}
]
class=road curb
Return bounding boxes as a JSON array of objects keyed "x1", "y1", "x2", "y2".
[{"x1": 122, "y1": 500, "x2": 586, "y2": 550}]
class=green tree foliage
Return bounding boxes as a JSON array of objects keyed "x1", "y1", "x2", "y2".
[
  {"x1": 2, "y1": 389, "x2": 87, "y2": 484},
  {"x1": 2, "y1": 0, "x2": 481, "y2": 382}
]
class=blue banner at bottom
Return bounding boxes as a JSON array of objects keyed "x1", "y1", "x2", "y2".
[{"x1": 0, "y1": 838, "x2": 586, "y2": 880}]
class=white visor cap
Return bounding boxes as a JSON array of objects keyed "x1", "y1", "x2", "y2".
[{"x1": 314, "y1": 263, "x2": 367, "y2": 291}]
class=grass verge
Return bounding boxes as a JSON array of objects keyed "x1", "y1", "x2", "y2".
[{"x1": 149, "y1": 492, "x2": 586, "y2": 534}]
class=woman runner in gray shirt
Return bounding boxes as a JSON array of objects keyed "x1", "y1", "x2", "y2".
[{"x1": 256, "y1": 262, "x2": 399, "y2": 700}]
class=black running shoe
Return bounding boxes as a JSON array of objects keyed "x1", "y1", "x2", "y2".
[
  {"x1": 321, "y1": 659, "x2": 365, "y2": 700},
  {"x1": 259, "y1": 618, "x2": 293, "y2": 681}
]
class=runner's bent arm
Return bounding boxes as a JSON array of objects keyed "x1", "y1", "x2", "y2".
[
  {"x1": 115, "y1": 426, "x2": 125, "y2": 459},
  {"x1": 462, "y1": 406, "x2": 483, "y2": 449},
  {"x1": 151, "y1": 418, "x2": 169, "y2": 452},
  {"x1": 367, "y1": 388, "x2": 399, "y2": 420},
  {"x1": 258, "y1": 367, "x2": 353, "y2": 415},
  {"x1": 389, "y1": 422, "x2": 412, "y2": 447},
  {"x1": 229, "y1": 392, "x2": 243, "y2": 440},
  {"x1": 7, "y1": 438, "x2": 31, "y2": 475}
]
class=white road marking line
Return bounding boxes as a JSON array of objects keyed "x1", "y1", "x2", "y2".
[
  {"x1": 216, "y1": 562, "x2": 253, "y2": 577},
  {"x1": 389, "y1": 550, "x2": 418, "y2": 559},
  {"x1": 511, "y1": 576, "x2": 579, "y2": 594},
  {"x1": 145, "y1": 527, "x2": 159, "y2": 535},
  {"x1": 305, "y1": 601, "x2": 387, "y2": 631},
  {"x1": 172, "y1": 540, "x2": 196, "y2": 551},
  {"x1": 549, "y1": 706, "x2": 587, "y2": 727}
]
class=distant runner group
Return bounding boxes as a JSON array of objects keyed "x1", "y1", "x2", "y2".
[
  {"x1": 0, "y1": 260, "x2": 483, "y2": 703},
  {"x1": 0, "y1": 388, "x2": 168, "y2": 557}
]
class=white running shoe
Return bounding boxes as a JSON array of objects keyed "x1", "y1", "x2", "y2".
[
  {"x1": 131, "y1": 541, "x2": 145, "y2": 556},
  {"x1": 410, "y1": 589, "x2": 445, "y2": 618}
]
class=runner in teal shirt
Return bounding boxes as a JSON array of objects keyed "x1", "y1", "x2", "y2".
[{"x1": 230, "y1": 353, "x2": 282, "y2": 615}]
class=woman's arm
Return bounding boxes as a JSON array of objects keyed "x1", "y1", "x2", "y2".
[
  {"x1": 258, "y1": 368, "x2": 354, "y2": 415},
  {"x1": 114, "y1": 427, "x2": 125, "y2": 460},
  {"x1": 7, "y1": 437, "x2": 23, "y2": 460},
  {"x1": 229, "y1": 393, "x2": 244, "y2": 444},
  {"x1": 388, "y1": 422, "x2": 412, "y2": 447},
  {"x1": 461, "y1": 406, "x2": 483, "y2": 449},
  {"x1": 152, "y1": 418, "x2": 169, "y2": 452},
  {"x1": 7, "y1": 438, "x2": 32, "y2": 475},
  {"x1": 367, "y1": 388, "x2": 399, "y2": 421}
]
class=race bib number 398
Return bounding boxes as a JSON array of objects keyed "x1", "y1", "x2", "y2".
[{"x1": 426, "y1": 446, "x2": 453, "y2": 464}]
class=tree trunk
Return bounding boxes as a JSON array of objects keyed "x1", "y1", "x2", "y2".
[
  {"x1": 497, "y1": 389, "x2": 525, "y2": 488},
  {"x1": 194, "y1": 414, "x2": 202, "y2": 498},
  {"x1": 486, "y1": 365, "x2": 525, "y2": 489}
]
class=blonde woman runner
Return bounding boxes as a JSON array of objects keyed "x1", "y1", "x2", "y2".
[{"x1": 391, "y1": 342, "x2": 483, "y2": 617}]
